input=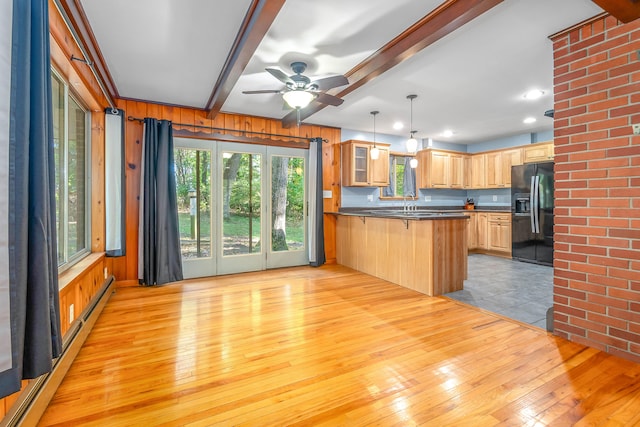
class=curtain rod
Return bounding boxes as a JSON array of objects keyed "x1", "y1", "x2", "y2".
[
  {"x1": 52, "y1": 0, "x2": 118, "y2": 113},
  {"x1": 127, "y1": 116, "x2": 327, "y2": 143}
]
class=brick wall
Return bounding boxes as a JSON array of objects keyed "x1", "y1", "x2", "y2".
[{"x1": 551, "y1": 15, "x2": 640, "y2": 363}]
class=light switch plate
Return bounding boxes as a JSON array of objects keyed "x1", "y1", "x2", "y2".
[
  {"x1": 322, "y1": 190, "x2": 332, "y2": 199},
  {"x1": 424, "y1": 196, "x2": 431, "y2": 202}
]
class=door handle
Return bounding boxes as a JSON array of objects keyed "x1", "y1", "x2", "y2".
[
  {"x1": 534, "y1": 175, "x2": 540, "y2": 234},
  {"x1": 530, "y1": 176, "x2": 535, "y2": 233}
]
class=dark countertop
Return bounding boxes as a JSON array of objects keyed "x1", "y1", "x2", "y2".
[
  {"x1": 337, "y1": 206, "x2": 511, "y2": 214},
  {"x1": 328, "y1": 209, "x2": 470, "y2": 221}
]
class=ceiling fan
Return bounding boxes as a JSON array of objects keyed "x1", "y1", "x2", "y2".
[{"x1": 243, "y1": 61, "x2": 348, "y2": 111}]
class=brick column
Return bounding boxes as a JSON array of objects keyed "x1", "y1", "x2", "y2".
[{"x1": 551, "y1": 15, "x2": 640, "y2": 363}]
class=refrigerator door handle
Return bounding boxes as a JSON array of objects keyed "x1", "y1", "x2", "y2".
[
  {"x1": 530, "y1": 176, "x2": 536, "y2": 233},
  {"x1": 534, "y1": 175, "x2": 540, "y2": 234}
]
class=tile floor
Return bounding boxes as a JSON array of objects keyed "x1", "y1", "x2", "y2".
[{"x1": 445, "y1": 253, "x2": 553, "y2": 329}]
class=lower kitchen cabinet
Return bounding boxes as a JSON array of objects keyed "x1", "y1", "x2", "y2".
[
  {"x1": 468, "y1": 211, "x2": 511, "y2": 257},
  {"x1": 488, "y1": 213, "x2": 511, "y2": 254},
  {"x1": 477, "y1": 212, "x2": 488, "y2": 250},
  {"x1": 465, "y1": 212, "x2": 478, "y2": 249}
]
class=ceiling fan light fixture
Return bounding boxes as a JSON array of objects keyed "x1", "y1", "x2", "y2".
[{"x1": 282, "y1": 90, "x2": 315, "y2": 109}]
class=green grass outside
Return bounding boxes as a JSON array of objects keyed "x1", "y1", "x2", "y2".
[{"x1": 178, "y1": 211, "x2": 304, "y2": 245}]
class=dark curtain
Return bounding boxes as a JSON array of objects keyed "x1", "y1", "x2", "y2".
[
  {"x1": 403, "y1": 157, "x2": 417, "y2": 197},
  {"x1": 383, "y1": 154, "x2": 395, "y2": 197},
  {"x1": 309, "y1": 137, "x2": 325, "y2": 267},
  {"x1": 138, "y1": 118, "x2": 183, "y2": 285},
  {"x1": 0, "y1": 0, "x2": 62, "y2": 398}
]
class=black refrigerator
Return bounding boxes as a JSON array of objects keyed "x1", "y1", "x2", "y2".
[{"x1": 511, "y1": 162, "x2": 554, "y2": 266}]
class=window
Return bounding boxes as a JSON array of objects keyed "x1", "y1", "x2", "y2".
[
  {"x1": 52, "y1": 70, "x2": 90, "y2": 268},
  {"x1": 380, "y1": 154, "x2": 416, "y2": 199}
]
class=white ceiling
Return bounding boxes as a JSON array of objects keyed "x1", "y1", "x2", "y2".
[{"x1": 80, "y1": 0, "x2": 604, "y2": 144}]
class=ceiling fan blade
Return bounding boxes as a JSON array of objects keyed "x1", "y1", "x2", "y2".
[
  {"x1": 315, "y1": 92, "x2": 344, "y2": 106},
  {"x1": 242, "y1": 89, "x2": 282, "y2": 94},
  {"x1": 266, "y1": 68, "x2": 295, "y2": 85},
  {"x1": 310, "y1": 75, "x2": 349, "y2": 91}
]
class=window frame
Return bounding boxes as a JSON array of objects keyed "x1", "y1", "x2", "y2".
[
  {"x1": 51, "y1": 67, "x2": 92, "y2": 272},
  {"x1": 379, "y1": 152, "x2": 416, "y2": 200}
]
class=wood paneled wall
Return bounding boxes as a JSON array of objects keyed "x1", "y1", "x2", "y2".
[
  {"x1": 109, "y1": 101, "x2": 342, "y2": 284},
  {"x1": 0, "y1": 255, "x2": 107, "y2": 419}
]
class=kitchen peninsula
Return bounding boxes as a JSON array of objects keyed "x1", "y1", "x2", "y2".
[{"x1": 334, "y1": 210, "x2": 468, "y2": 296}]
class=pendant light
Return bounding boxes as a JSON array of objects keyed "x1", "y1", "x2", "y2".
[
  {"x1": 406, "y1": 94, "x2": 419, "y2": 154},
  {"x1": 370, "y1": 111, "x2": 380, "y2": 160}
]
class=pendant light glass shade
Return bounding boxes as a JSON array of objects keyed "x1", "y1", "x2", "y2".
[
  {"x1": 282, "y1": 90, "x2": 315, "y2": 109},
  {"x1": 410, "y1": 157, "x2": 418, "y2": 168},
  {"x1": 406, "y1": 136, "x2": 418, "y2": 154},
  {"x1": 370, "y1": 110, "x2": 380, "y2": 160}
]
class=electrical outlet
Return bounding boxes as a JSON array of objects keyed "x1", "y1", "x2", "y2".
[
  {"x1": 633, "y1": 124, "x2": 640, "y2": 135},
  {"x1": 69, "y1": 304, "x2": 75, "y2": 323},
  {"x1": 367, "y1": 194, "x2": 373, "y2": 202},
  {"x1": 424, "y1": 195, "x2": 431, "y2": 202},
  {"x1": 493, "y1": 195, "x2": 498, "y2": 202}
]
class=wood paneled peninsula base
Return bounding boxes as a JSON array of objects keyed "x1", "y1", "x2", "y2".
[{"x1": 334, "y1": 212, "x2": 468, "y2": 296}]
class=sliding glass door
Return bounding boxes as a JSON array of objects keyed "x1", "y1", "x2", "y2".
[{"x1": 174, "y1": 138, "x2": 308, "y2": 278}]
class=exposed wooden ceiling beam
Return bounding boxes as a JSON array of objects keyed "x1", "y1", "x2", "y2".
[
  {"x1": 282, "y1": 0, "x2": 504, "y2": 128},
  {"x1": 55, "y1": 0, "x2": 119, "y2": 102},
  {"x1": 590, "y1": 0, "x2": 640, "y2": 23},
  {"x1": 205, "y1": 0, "x2": 286, "y2": 119}
]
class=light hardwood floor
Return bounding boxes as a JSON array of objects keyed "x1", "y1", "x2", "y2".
[{"x1": 39, "y1": 265, "x2": 640, "y2": 426}]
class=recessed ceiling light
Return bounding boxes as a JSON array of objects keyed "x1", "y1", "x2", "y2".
[
  {"x1": 523, "y1": 117, "x2": 537, "y2": 124},
  {"x1": 393, "y1": 121, "x2": 404, "y2": 130},
  {"x1": 523, "y1": 89, "x2": 545, "y2": 100},
  {"x1": 442, "y1": 130, "x2": 453, "y2": 138}
]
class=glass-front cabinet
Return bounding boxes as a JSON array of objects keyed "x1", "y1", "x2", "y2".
[{"x1": 341, "y1": 140, "x2": 390, "y2": 187}]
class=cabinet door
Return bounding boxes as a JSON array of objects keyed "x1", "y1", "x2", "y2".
[
  {"x1": 488, "y1": 213, "x2": 511, "y2": 253},
  {"x1": 352, "y1": 144, "x2": 370, "y2": 185},
  {"x1": 449, "y1": 154, "x2": 465, "y2": 188},
  {"x1": 370, "y1": 147, "x2": 390, "y2": 186},
  {"x1": 471, "y1": 154, "x2": 486, "y2": 189},
  {"x1": 466, "y1": 213, "x2": 477, "y2": 249},
  {"x1": 463, "y1": 155, "x2": 472, "y2": 189},
  {"x1": 501, "y1": 148, "x2": 522, "y2": 187},
  {"x1": 477, "y1": 213, "x2": 488, "y2": 249},
  {"x1": 430, "y1": 151, "x2": 449, "y2": 188},
  {"x1": 485, "y1": 152, "x2": 502, "y2": 188},
  {"x1": 523, "y1": 142, "x2": 554, "y2": 163}
]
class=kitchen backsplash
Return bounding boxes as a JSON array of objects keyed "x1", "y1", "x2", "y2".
[{"x1": 341, "y1": 187, "x2": 510, "y2": 208}]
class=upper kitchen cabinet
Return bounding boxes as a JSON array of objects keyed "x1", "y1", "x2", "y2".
[
  {"x1": 341, "y1": 140, "x2": 390, "y2": 187},
  {"x1": 485, "y1": 148, "x2": 523, "y2": 188},
  {"x1": 523, "y1": 141, "x2": 554, "y2": 163},
  {"x1": 417, "y1": 149, "x2": 469, "y2": 189},
  {"x1": 470, "y1": 154, "x2": 486, "y2": 189}
]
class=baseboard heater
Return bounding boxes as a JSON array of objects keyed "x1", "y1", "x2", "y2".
[{"x1": 1, "y1": 275, "x2": 116, "y2": 427}]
